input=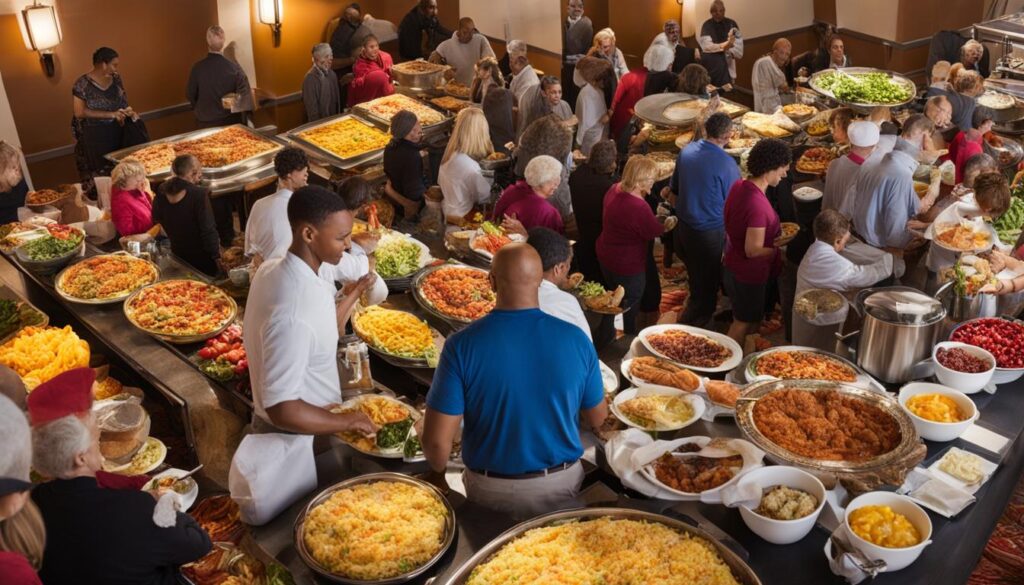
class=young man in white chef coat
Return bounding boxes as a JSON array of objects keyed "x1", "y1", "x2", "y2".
[
  {"x1": 796, "y1": 210, "x2": 894, "y2": 299},
  {"x1": 245, "y1": 185, "x2": 378, "y2": 435}
]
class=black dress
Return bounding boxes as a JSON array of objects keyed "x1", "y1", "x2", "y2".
[
  {"x1": 700, "y1": 17, "x2": 740, "y2": 87},
  {"x1": 71, "y1": 73, "x2": 129, "y2": 190},
  {"x1": 0, "y1": 178, "x2": 28, "y2": 224},
  {"x1": 568, "y1": 165, "x2": 616, "y2": 284},
  {"x1": 151, "y1": 184, "x2": 221, "y2": 276},
  {"x1": 33, "y1": 476, "x2": 211, "y2": 585}
]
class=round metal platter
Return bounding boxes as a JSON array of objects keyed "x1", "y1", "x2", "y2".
[
  {"x1": 740, "y1": 345, "x2": 864, "y2": 384},
  {"x1": 122, "y1": 280, "x2": 238, "y2": 344},
  {"x1": 294, "y1": 472, "x2": 456, "y2": 585},
  {"x1": 734, "y1": 379, "x2": 920, "y2": 474},
  {"x1": 634, "y1": 93, "x2": 704, "y2": 127},
  {"x1": 54, "y1": 253, "x2": 160, "y2": 305},
  {"x1": 807, "y1": 67, "x2": 917, "y2": 109},
  {"x1": 411, "y1": 263, "x2": 493, "y2": 326},
  {"x1": 436, "y1": 507, "x2": 761, "y2": 585},
  {"x1": 352, "y1": 308, "x2": 444, "y2": 369}
]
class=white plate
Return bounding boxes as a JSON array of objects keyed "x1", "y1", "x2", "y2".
[
  {"x1": 468, "y1": 231, "x2": 525, "y2": 260},
  {"x1": 145, "y1": 468, "x2": 199, "y2": 511},
  {"x1": 610, "y1": 386, "x2": 705, "y2": 432},
  {"x1": 639, "y1": 450, "x2": 745, "y2": 499},
  {"x1": 619, "y1": 357, "x2": 705, "y2": 393},
  {"x1": 927, "y1": 447, "x2": 998, "y2": 495},
  {"x1": 638, "y1": 324, "x2": 743, "y2": 373},
  {"x1": 793, "y1": 186, "x2": 823, "y2": 202},
  {"x1": 600, "y1": 360, "x2": 618, "y2": 395},
  {"x1": 103, "y1": 437, "x2": 167, "y2": 475}
]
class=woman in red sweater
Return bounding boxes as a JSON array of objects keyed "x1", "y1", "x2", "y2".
[
  {"x1": 109, "y1": 158, "x2": 154, "y2": 237},
  {"x1": 596, "y1": 155, "x2": 675, "y2": 334},
  {"x1": 348, "y1": 35, "x2": 395, "y2": 108}
]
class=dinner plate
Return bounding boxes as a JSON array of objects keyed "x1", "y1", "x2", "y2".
[
  {"x1": 600, "y1": 360, "x2": 618, "y2": 396},
  {"x1": 639, "y1": 450, "x2": 746, "y2": 499},
  {"x1": 610, "y1": 386, "x2": 705, "y2": 432},
  {"x1": 931, "y1": 223, "x2": 997, "y2": 254},
  {"x1": 619, "y1": 357, "x2": 705, "y2": 393},
  {"x1": 146, "y1": 468, "x2": 199, "y2": 511},
  {"x1": 793, "y1": 186, "x2": 823, "y2": 202},
  {"x1": 468, "y1": 231, "x2": 525, "y2": 261},
  {"x1": 743, "y1": 346, "x2": 861, "y2": 384},
  {"x1": 637, "y1": 324, "x2": 743, "y2": 373},
  {"x1": 103, "y1": 437, "x2": 167, "y2": 476},
  {"x1": 332, "y1": 395, "x2": 421, "y2": 459}
]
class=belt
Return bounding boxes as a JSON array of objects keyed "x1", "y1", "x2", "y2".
[{"x1": 471, "y1": 461, "x2": 576, "y2": 480}]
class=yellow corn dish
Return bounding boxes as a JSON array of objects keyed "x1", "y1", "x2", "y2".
[
  {"x1": 0, "y1": 326, "x2": 90, "y2": 390},
  {"x1": 302, "y1": 481, "x2": 447, "y2": 580},
  {"x1": 848, "y1": 505, "x2": 921, "y2": 548},
  {"x1": 905, "y1": 394, "x2": 967, "y2": 423},
  {"x1": 298, "y1": 117, "x2": 391, "y2": 160}
]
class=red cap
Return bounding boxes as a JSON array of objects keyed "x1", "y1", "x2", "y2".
[{"x1": 27, "y1": 368, "x2": 95, "y2": 427}]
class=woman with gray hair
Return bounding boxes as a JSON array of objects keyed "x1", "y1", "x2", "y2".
[
  {"x1": 302, "y1": 43, "x2": 341, "y2": 121},
  {"x1": 0, "y1": 394, "x2": 45, "y2": 584},
  {"x1": 492, "y1": 155, "x2": 565, "y2": 233},
  {"x1": 643, "y1": 43, "x2": 676, "y2": 96},
  {"x1": 514, "y1": 114, "x2": 575, "y2": 226},
  {"x1": 28, "y1": 368, "x2": 211, "y2": 585}
]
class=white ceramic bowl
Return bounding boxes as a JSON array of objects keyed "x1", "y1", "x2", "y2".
[
  {"x1": 144, "y1": 468, "x2": 199, "y2": 511},
  {"x1": 737, "y1": 466, "x2": 826, "y2": 544},
  {"x1": 932, "y1": 341, "x2": 995, "y2": 394},
  {"x1": 898, "y1": 382, "x2": 978, "y2": 442},
  {"x1": 844, "y1": 492, "x2": 932, "y2": 572}
]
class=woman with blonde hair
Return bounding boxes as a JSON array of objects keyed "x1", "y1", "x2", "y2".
[
  {"x1": 596, "y1": 155, "x2": 676, "y2": 334},
  {"x1": 0, "y1": 394, "x2": 45, "y2": 584},
  {"x1": 588, "y1": 28, "x2": 628, "y2": 80},
  {"x1": 438, "y1": 108, "x2": 494, "y2": 226},
  {"x1": 0, "y1": 142, "x2": 27, "y2": 224},
  {"x1": 110, "y1": 158, "x2": 154, "y2": 236},
  {"x1": 470, "y1": 56, "x2": 504, "y2": 104}
]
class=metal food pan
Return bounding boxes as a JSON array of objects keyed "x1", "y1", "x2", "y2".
[
  {"x1": 807, "y1": 67, "x2": 917, "y2": 110},
  {"x1": 284, "y1": 114, "x2": 390, "y2": 170},
  {"x1": 354, "y1": 95, "x2": 453, "y2": 136},
  {"x1": 104, "y1": 124, "x2": 284, "y2": 182}
]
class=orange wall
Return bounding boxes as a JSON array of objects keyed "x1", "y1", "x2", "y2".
[
  {"x1": 0, "y1": 0, "x2": 217, "y2": 156},
  {"x1": 608, "y1": 0, "x2": 681, "y2": 69}
]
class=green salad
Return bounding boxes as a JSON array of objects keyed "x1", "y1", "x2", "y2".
[
  {"x1": 575, "y1": 281, "x2": 607, "y2": 298},
  {"x1": 375, "y1": 234, "x2": 424, "y2": 278},
  {"x1": 994, "y1": 196, "x2": 1024, "y2": 245},
  {"x1": 21, "y1": 232, "x2": 83, "y2": 261},
  {"x1": 376, "y1": 417, "x2": 414, "y2": 450},
  {"x1": 816, "y1": 71, "x2": 912, "y2": 104},
  {"x1": 0, "y1": 299, "x2": 45, "y2": 340}
]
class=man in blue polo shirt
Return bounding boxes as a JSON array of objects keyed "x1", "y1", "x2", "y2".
[
  {"x1": 662, "y1": 112, "x2": 740, "y2": 327},
  {"x1": 422, "y1": 243, "x2": 607, "y2": 518}
]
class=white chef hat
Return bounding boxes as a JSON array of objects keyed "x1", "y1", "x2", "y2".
[{"x1": 847, "y1": 121, "x2": 880, "y2": 148}]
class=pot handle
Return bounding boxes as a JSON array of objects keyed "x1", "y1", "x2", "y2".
[{"x1": 835, "y1": 330, "x2": 859, "y2": 359}]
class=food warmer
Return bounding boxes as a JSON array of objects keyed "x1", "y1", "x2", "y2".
[
  {"x1": 806, "y1": 67, "x2": 917, "y2": 113},
  {"x1": 976, "y1": 13, "x2": 1024, "y2": 81},
  {"x1": 281, "y1": 113, "x2": 389, "y2": 171}
]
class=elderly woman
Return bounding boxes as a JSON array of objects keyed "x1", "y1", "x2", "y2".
[
  {"x1": 492, "y1": 155, "x2": 564, "y2": 233},
  {"x1": 470, "y1": 56, "x2": 504, "y2": 104},
  {"x1": 960, "y1": 39, "x2": 987, "y2": 76},
  {"x1": 28, "y1": 369, "x2": 211, "y2": 585},
  {"x1": 596, "y1": 155, "x2": 676, "y2": 334},
  {"x1": 723, "y1": 138, "x2": 791, "y2": 346},
  {"x1": 0, "y1": 142, "x2": 27, "y2": 224},
  {"x1": 515, "y1": 115, "x2": 574, "y2": 224},
  {"x1": 110, "y1": 158, "x2": 154, "y2": 237},
  {"x1": 643, "y1": 43, "x2": 676, "y2": 97},
  {"x1": 575, "y1": 57, "x2": 613, "y2": 156},
  {"x1": 569, "y1": 140, "x2": 617, "y2": 283},
  {"x1": 520, "y1": 76, "x2": 574, "y2": 136},
  {"x1": 72, "y1": 47, "x2": 144, "y2": 195},
  {"x1": 348, "y1": 35, "x2": 395, "y2": 107},
  {"x1": 0, "y1": 394, "x2": 44, "y2": 584},
  {"x1": 438, "y1": 108, "x2": 494, "y2": 227},
  {"x1": 947, "y1": 69, "x2": 984, "y2": 132}
]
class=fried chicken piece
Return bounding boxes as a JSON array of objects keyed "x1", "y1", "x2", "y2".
[{"x1": 630, "y1": 357, "x2": 701, "y2": 391}]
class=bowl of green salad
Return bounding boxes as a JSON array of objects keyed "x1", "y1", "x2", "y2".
[{"x1": 14, "y1": 224, "x2": 85, "y2": 275}]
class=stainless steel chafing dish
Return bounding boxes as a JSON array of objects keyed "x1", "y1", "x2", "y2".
[
  {"x1": 390, "y1": 59, "x2": 450, "y2": 90},
  {"x1": 283, "y1": 113, "x2": 389, "y2": 170},
  {"x1": 735, "y1": 379, "x2": 921, "y2": 475},
  {"x1": 435, "y1": 507, "x2": 761, "y2": 585},
  {"x1": 807, "y1": 67, "x2": 917, "y2": 112},
  {"x1": 104, "y1": 124, "x2": 284, "y2": 182},
  {"x1": 411, "y1": 263, "x2": 492, "y2": 329},
  {"x1": 294, "y1": 472, "x2": 457, "y2": 585},
  {"x1": 354, "y1": 94, "x2": 453, "y2": 137}
]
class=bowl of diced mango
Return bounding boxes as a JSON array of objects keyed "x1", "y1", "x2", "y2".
[{"x1": 844, "y1": 492, "x2": 932, "y2": 572}]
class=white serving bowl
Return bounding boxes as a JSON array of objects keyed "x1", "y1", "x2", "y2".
[
  {"x1": 844, "y1": 492, "x2": 932, "y2": 572},
  {"x1": 898, "y1": 382, "x2": 978, "y2": 442},
  {"x1": 737, "y1": 466, "x2": 826, "y2": 544},
  {"x1": 932, "y1": 341, "x2": 995, "y2": 394}
]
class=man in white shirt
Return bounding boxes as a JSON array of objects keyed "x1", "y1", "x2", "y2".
[
  {"x1": 507, "y1": 40, "x2": 540, "y2": 107},
  {"x1": 797, "y1": 210, "x2": 893, "y2": 298},
  {"x1": 751, "y1": 38, "x2": 791, "y2": 113},
  {"x1": 430, "y1": 17, "x2": 495, "y2": 86},
  {"x1": 698, "y1": 0, "x2": 743, "y2": 90},
  {"x1": 245, "y1": 147, "x2": 388, "y2": 304},
  {"x1": 526, "y1": 227, "x2": 592, "y2": 341},
  {"x1": 245, "y1": 185, "x2": 377, "y2": 435}
]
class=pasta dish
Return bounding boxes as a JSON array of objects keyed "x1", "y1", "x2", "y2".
[
  {"x1": 57, "y1": 254, "x2": 158, "y2": 301},
  {"x1": 359, "y1": 94, "x2": 445, "y2": 126},
  {"x1": 125, "y1": 280, "x2": 235, "y2": 338},
  {"x1": 418, "y1": 267, "x2": 494, "y2": 322},
  {"x1": 352, "y1": 306, "x2": 437, "y2": 363},
  {"x1": 129, "y1": 127, "x2": 277, "y2": 173}
]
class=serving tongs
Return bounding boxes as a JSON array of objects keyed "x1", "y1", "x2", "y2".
[{"x1": 818, "y1": 502, "x2": 888, "y2": 578}]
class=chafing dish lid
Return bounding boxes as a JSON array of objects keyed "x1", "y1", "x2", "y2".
[{"x1": 864, "y1": 289, "x2": 944, "y2": 324}]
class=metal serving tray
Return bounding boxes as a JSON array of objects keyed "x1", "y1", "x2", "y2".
[
  {"x1": 436, "y1": 507, "x2": 761, "y2": 585},
  {"x1": 738, "y1": 345, "x2": 869, "y2": 384},
  {"x1": 410, "y1": 263, "x2": 492, "y2": 329},
  {"x1": 635, "y1": 92, "x2": 749, "y2": 128},
  {"x1": 284, "y1": 113, "x2": 390, "y2": 171},
  {"x1": 808, "y1": 67, "x2": 917, "y2": 110},
  {"x1": 294, "y1": 472, "x2": 456, "y2": 584},
  {"x1": 104, "y1": 124, "x2": 285, "y2": 182},
  {"x1": 353, "y1": 94, "x2": 453, "y2": 136}
]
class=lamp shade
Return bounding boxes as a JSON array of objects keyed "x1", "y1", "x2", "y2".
[
  {"x1": 21, "y1": 4, "x2": 62, "y2": 52},
  {"x1": 257, "y1": 0, "x2": 282, "y2": 25}
]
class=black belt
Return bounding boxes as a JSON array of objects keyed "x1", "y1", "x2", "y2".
[{"x1": 470, "y1": 461, "x2": 576, "y2": 480}]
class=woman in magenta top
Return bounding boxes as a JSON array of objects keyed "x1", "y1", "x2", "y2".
[
  {"x1": 596, "y1": 155, "x2": 674, "y2": 334},
  {"x1": 948, "y1": 109, "x2": 992, "y2": 184},
  {"x1": 109, "y1": 158, "x2": 153, "y2": 236},
  {"x1": 348, "y1": 35, "x2": 395, "y2": 108},
  {"x1": 493, "y1": 155, "x2": 564, "y2": 234},
  {"x1": 723, "y1": 138, "x2": 791, "y2": 347}
]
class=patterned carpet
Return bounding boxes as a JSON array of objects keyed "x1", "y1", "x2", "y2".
[{"x1": 652, "y1": 248, "x2": 1024, "y2": 583}]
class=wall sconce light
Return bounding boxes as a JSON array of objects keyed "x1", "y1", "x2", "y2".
[
  {"x1": 258, "y1": 0, "x2": 283, "y2": 47},
  {"x1": 20, "y1": 1, "x2": 62, "y2": 77}
]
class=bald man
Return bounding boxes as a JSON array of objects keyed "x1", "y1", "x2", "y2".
[
  {"x1": 429, "y1": 17, "x2": 495, "y2": 85},
  {"x1": 751, "y1": 38, "x2": 792, "y2": 113},
  {"x1": 422, "y1": 243, "x2": 607, "y2": 519}
]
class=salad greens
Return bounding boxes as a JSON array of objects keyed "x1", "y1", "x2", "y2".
[
  {"x1": 0, "y1": 300, "x2": 21, "y2": 339},
  {"x1": 377, "y1": 417, "x2": 414, "y2": 450},
  {"x1": 575, "y1": 281, "x2": 607, "y2": 298},
  {"x1": 480, "y1": 221, "x2": 504, "y2": 237},
  {"x1": 816, "y1": 71, "x2": 912, "y2": 104},
  {"x1": 375, "y1": 234, "x2": 423, "y2": 278},
  {"x1": 22, "y1": 232, "x2": 82, "y2": 261},
  {"x1": 994, "y1": 196, "x2": 1024, "y2": 245}
]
